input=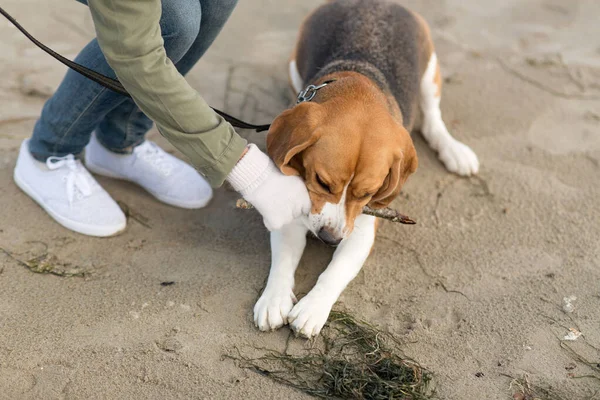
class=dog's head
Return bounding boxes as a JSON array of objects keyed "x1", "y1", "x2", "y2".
[{"x1": 267, "y1": 95, "x2": 417, "y2": 245}]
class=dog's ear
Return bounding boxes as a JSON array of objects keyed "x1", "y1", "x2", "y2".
[
  {"x1": 267, "y1": 102, "x2": 323, "y2": 176},
  {"x1": 369, "y1": 138, "x2": 418, "y2": 209}
]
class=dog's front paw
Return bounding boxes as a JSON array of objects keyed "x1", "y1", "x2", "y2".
[
  {"x1": 288, "y1": 293, "x2": 333, "y2": 339},
  {"x1": 254, "y1": 289, "x2": 297, "y2": 331},
  {"x1": 438, "y1": 139, "x2": 480, "y2": 176}
]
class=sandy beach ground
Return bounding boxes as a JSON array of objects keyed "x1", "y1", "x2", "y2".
[{"x1": 1, "y1": 0, "x2": 599, "y2": 399}]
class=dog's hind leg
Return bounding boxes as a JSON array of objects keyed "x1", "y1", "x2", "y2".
[{"x1": 419, "y1": 52, "x2": 480, "y2": 176}]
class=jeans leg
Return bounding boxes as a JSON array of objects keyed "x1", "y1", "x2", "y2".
[
  {"x1": 29, "y1": 0, "x2": 202, "y2": 160},
  {"x1": 177, "y1": 0, "x2": 239, "y2": 76}
]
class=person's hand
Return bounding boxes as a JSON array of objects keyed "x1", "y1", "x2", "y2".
[{"x1": 227, "y1": 144, "x2": 311, "y2": 231}]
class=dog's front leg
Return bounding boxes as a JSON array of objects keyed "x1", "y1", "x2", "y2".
[
  {"x1": 288, "y1": 215, "x2": 376, "y2": 338},
  {"x1": 254, "y1": 219, "x2": 308, "y2": 331}
]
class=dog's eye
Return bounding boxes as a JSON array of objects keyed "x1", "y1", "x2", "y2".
[{"x1": 316, "y1": 174, "x2": 331, "y2": 193}]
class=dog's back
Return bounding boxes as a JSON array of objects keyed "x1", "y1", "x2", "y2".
[{"x1": 295, "y1": 0, "x2": 432, "y2": 129}]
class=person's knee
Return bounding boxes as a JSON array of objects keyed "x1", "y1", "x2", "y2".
[{"x1": 160, "y1": 0, "x2": 202, "y2": 62}]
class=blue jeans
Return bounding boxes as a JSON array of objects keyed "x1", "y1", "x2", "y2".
[{"x1": 29, "y1": 0, "x2": 238, "y2": 161}]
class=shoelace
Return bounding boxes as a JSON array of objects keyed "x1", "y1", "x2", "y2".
[
  {"x1": 134, "y1": 141, "x2": 173, "y2": 176},
  {"x1": 46, "y1": 154, "x2": 92, "y2": 205}
]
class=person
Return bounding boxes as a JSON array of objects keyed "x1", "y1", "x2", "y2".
[{"x1": 13, "y1": 0, "x2": 311, "y2": 237}]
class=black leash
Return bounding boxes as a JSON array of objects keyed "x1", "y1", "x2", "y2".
[{"x1": 0, "y1": 6, "x2": 271, "y2": 132}]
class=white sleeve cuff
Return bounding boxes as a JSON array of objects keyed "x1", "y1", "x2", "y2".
[{"x1": 226, "y1": 144, "x2": 278, "y2": 196}]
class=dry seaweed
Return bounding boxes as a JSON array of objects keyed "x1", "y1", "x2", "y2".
[
  {"x1": 227, "y1": 311, "x2": 433, "y2": 399},
  {"x1": 0, "y1": 247, "x2": 86, "y2": 277}
]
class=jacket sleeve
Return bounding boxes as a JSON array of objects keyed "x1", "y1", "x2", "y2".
[{"x1": 87, "y1": 0, "x2": 246, "y2": 187}]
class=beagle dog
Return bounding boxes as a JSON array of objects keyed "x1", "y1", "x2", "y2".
[{"x1": 254, "y1": 0, "x2": 479, "y2": 338}]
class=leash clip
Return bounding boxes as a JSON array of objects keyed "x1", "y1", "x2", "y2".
[{"x1": 296, "y1": 82, "x2": 331, "y2": 104}]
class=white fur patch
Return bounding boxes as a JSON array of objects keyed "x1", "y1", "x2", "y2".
[
  {"x1": 420, "y1": 53, "x2": 480, "y2": 176},
  {"x1": 288, "y1": 60, "x2": 304, "y2": 94},
  {"x1": 307, "y1": 180, "x2": 350, "y2": 239}
]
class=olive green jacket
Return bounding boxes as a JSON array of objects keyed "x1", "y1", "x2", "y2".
[{"x1": 87, "y1": 0, "x2": 247, "y2": 187}]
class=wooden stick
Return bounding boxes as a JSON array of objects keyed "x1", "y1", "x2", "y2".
[{"x1": 235, "y1": 199, "x2": 416, "y2": 225}]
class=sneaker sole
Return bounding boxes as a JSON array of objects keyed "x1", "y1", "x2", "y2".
[
  {"x1": 13, "y1": 170, "x2": 126, "y2": 237},
  {"x1": 85, "y1": 160, "x2": 213, "y2": 209}
]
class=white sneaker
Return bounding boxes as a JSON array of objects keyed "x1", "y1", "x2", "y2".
[
  {"x1": 13, "y1": 140, "x2": 126, "y2": 237},
  {"x1": 85, "y1": 134, "x2": 213, "y2": 209}
]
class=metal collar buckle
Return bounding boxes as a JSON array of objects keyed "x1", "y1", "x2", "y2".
[{"x1": 296, "y1": 81, "x2": 333, "y2": 104}]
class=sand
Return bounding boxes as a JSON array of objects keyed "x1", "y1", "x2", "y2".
[{"x1": 1, "y1": 0, "x2": 599, "y2": 399}]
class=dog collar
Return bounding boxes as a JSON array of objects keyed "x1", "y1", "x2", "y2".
[{"x1": 296, "y1": 80, "x2": 336, "y2": 104}]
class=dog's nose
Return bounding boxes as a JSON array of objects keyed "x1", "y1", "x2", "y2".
[{"x1": 317, "y1": 228, "x2": 343, "y2": 246}]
